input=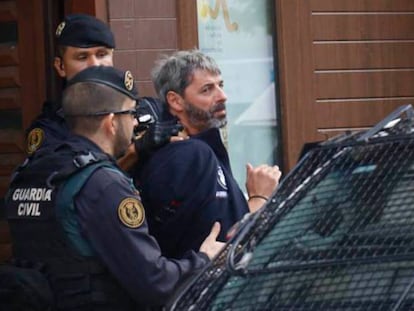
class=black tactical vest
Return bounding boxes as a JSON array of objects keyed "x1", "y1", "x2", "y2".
[{"x1": 6, "y1": 143, "x2": 138, "y2": 310}]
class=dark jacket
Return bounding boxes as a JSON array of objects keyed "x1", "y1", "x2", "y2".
[{"x1": 136, "y1": 127, "x2": 249, "y2": 258}]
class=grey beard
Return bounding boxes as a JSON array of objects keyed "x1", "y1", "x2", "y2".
[{"x1": 185, "y1": 101, "x2": 227, "y2": 131}]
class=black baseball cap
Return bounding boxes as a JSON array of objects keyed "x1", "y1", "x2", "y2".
[
  {"x1": 55, "y1": 13, "x2": 115, "y2": 48},
  {"x1": 66, "y1": 66, "x2": 138, "y2": 100}
]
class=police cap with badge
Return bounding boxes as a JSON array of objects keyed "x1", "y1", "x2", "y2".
[
  {"x1": 55, "y1": 13, "x2": 115, "y2": 48},
  {"x1": 65, "y1": 65, "x2": 138, "y2": 100}
]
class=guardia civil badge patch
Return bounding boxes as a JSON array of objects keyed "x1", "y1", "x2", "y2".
[
  {"x1": 124, "y1": 70, "x2": 134, "y2": 91},
  {"x1": 118, "y1": 197, "x2": 145, "y2": 228},
  {"x1": 55, "y1": 21, "x2": 65, "y2": 37},
  {"x1": 27, "y1": 128, "x2": 44, "y2": 154}
]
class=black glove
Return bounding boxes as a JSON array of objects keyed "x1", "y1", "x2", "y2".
[{"x1": 134, "y1": 119, "x2": 183, "y2": 159}]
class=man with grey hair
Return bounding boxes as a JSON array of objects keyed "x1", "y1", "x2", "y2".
[{"x1": 135, "y1": 49, "x2": 281, "y2": 259}]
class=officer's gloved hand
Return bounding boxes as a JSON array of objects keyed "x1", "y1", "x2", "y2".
[{"x1": 134, "y1": 119, "x2": 183, "y2": 160}]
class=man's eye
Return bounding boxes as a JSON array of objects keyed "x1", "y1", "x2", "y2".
[{"x1": 97, "y1": 52, "x2": 109, "y2": 58}]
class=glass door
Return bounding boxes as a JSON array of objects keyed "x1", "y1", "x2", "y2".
[{"x1": 196, "y1": 0, "x2": 281, "y2": 189}]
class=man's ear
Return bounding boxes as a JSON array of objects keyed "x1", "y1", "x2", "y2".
[
  {"x1": 99, "y1": 113, "x2": 116, "y2": 137},
  {"x1": 53, "y1": 57, "x2": 66, "y2": 78},
  {"x1": 166, "y1": 91, "x2": 184, "y2": 115},
  {"x1": 109, "y1": 113, "x2": 118, "y2": 135}
]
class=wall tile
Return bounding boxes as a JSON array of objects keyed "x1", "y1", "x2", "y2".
[
  {"x1": 136, "y1": 49, "x2": 175, "y2": 80},
  {"x1": 134, "y1": 0, "x2": 176, "y2": 18},
  {"x1": 110, "y1": 20, "x2": 135, "y2": 50},
  {"x1": 134, "y1": 19, "x2": 177, "y2": 49},
  {"x1": 108, "y1": 0, "x2": 134, "y2": 18},
  {"x1": 113, "y1": 50, "x2": 137, "y2": 78},
  {"x1": 108, "y1": 0, "x2": 177, "y2": 19}
]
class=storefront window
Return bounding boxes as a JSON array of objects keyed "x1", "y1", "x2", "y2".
[{"x1": 197, "y1": 0, "x2": 281, "y2": 190}]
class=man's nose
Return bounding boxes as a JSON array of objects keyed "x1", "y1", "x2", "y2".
[
  {"x1": 88, "y1": 56, "x2": 100, "y2": 66},
  {"x1": 216, "y1": 87, "x2": 227, "y2": 102}
]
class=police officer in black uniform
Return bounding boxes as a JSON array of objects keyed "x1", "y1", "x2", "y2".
[
  {"x1": 26, "y1": 13, "x2": 182, "y2": 170},
  {"x1": 26, "y1": 13, "x2": 116, "y2": 154},
  {"x1": 6, "y1": 66, "x2": 224, "y2": 310}
]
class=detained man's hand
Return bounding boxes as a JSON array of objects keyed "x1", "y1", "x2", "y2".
[{"x1": 246, "y1": 163, "x2": 282, "y2": 213}]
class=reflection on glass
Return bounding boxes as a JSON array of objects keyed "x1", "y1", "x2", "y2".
[{"x1": 197, "y1": 0, "x2": 280, "y2": 189}]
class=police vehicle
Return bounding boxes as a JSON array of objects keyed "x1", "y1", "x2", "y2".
[{"x1": 167, "y1": 105, "x2": 414, "y2": 310}]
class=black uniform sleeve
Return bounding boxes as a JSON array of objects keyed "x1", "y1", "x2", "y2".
[
  {"x1": 74, "y1": 167, "x2": 209, "y2": 306},
  {"x1": 26, "y1": 104, "x2": 70, "y2": 153}
]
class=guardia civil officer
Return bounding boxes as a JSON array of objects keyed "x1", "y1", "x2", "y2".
[
  {"x1": 26, "y1": 13, "x2": 115, "y2": 154},
  {"x1": 6, "y1": 66, "x2": 224, "y2": 310},
  {"x1": 134, "y1": 50, "x2": 282, "y2": 259},
  {"x1": 26, "y1": 13, "x2": 181, "y2": 171}
]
